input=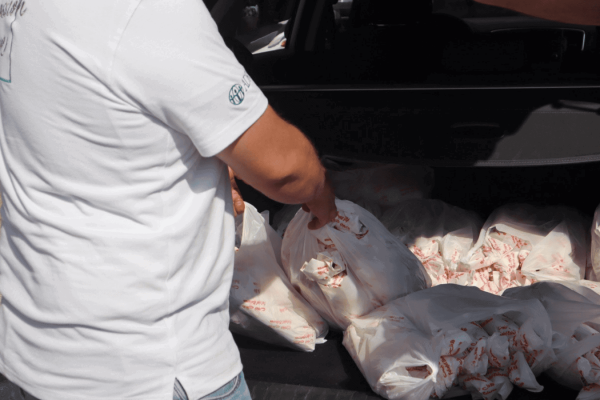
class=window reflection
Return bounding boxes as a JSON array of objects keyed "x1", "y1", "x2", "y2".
[
  {"x1": 235, "y1": 0, "x2": 296, "y2": 54},
  {"x1": 223, "y1": 0, "x2": 599, "y2": 85}
]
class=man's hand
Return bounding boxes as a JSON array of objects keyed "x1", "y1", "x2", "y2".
[
  {"x1": 474, "y1": 0, "x2": 600, "y2": 25},
  {"x1": 301, "y1": 177, "x2": 337, "y2": 230},
  {"x1": 229, "y1": 167, "x2": 245, "y2": 217}
]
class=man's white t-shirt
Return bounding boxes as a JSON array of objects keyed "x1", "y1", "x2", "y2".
[{"x1": 0, "y1": 1, "x2": 268, "y2": 399}]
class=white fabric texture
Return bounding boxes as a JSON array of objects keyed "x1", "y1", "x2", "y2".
[{"x1": 0, "y1": 1, "x2": 268, "y2": 400}]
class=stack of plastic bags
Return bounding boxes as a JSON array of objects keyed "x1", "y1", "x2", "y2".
[
  {"x1": 329, "y1": 192, "x2": 593, "y2": 296},
  {"x1": 281, "y1": 199, "x2": 430, "y2": 330},
  {"x1": 343, "y1": 284, "x2": 555, "y2": 400},
  {"x1": 458, "y1": 204, "x2": 590, "y2": 295},
  {"x1": 504, "y1": 281, "x2": 600, "y2": 400},
  {"x1": 379, "y1": 199, "x2": 483, "y2": 286},
  {"x1": 230, "y1": 202, "x2": 328, "y2": 351}
]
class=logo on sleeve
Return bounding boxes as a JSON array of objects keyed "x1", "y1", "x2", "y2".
[
  {"x1": 229, "y1": 84, "x2": 244, "y2": 105},
  {"x1": 228, "y1": 73, "x2": 252, "y2": 106}
]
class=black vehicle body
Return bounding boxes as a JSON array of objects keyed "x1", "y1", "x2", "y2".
[{"x1": 213, "y1": 1, "x2": 600, "y2": 399}]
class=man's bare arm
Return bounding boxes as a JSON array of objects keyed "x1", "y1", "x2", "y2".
[
  {"x1": 475, "y1": 0, "x2": 600, "y2": 25},
  {"x1": 217, "y1": 105, "x2": 337, "y2": 229}
]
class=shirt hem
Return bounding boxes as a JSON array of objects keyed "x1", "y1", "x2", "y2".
[
  {"x1": 182, "y1": 362, "x2": 243, "y2": 400},
  {"x1": 0, "y1": 363, "x2": 173, "y2": 400}
]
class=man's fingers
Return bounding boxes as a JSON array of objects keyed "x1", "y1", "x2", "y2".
[
  {"x1": 232, "y1": 192, "x2": 245, "y2": 217},
  {"x1": 229, "y1": 166, "x2": 245, "y2": 216},
  {"x1": 329, "y1": 209, "x2": 338, "y2": 223},
  {"x1": 307, "y1": 210, "x2": 338, "y2": 230},
  {"x1": 307, "y1": 216, "x2": 324, "y2": 230}
]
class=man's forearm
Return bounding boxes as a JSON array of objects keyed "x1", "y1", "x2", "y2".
[
  {"x1": 218, "y1": 105, "x2": 328, "y2": 205},
  {"x1": 266, "y1": 171, "x2": 326, "y2": 205},
  {"x1": 475, "y1": 0, "x2": 600, "y2": 25},
  {"x1": 239, "y1": 133, "x2": 325, "y2": 204}
]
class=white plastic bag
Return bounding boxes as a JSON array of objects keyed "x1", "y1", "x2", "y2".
[
  {"x1": 503, "y1": 281, "x2": 600, "y2": 396},
  {"x1": 323, "y1": 157, "x2": 434, "y2": 220},
  {"x1": 578, "y1": 384, "x2": 600, "y2": 400},
  {"x1": 281, "y1": 199, "x2": 430, "y2": 330},
  {"x1": 272, "y1": 204, "x2": 302, "y2": 237},
  {"x1": 343, "y1": 285, "x2": 555, "y2": 400},
  {"x1": 380, "y1": 199, "x2": 483, "y2": 286},
  {"x1": 459, "y1": 204, "x2": 590, "y2": 295},
  {"x1": 230, "y1": 202, "x2": 328, "y2": 351}
]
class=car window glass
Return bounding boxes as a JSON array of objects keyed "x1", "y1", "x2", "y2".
[
  {"x1": 323, "y1": 0, "x2": 599, "y2": 85},
  {"x1": 235, "y1": 0, "x2": 599, "y2": 85},
  {"x1": 235, "y1": 0, "x2": 297, "y2": 55}
]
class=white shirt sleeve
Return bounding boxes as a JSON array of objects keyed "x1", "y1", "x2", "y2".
[{"x1": 109, "y1": 0, "x2": 268, "y2": 157}]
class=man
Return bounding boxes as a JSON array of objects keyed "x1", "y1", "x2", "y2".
[{"x1": 0, "y1": 0, "x2": 335, "y2": 399}]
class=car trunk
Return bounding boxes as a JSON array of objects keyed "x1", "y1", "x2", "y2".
[{"x1": 233, "y1": 85, "x2": 600, "y2": 400}]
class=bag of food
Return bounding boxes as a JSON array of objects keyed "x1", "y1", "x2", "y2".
[
  {"x1": 323, "y1": 157, "x2": 434, "y2": 220},
  {"x1": 380, "y1": 199, "x2": 483, "y2": 286},
  {"x1": 343, "y1": 285, "x2": 555, "y2": 400},
  {"x1": 281, "y1": 199, "x2": 430, "y2": 330},
  {"x1": 271, "y1": 204, "x2": 302, "y2": 237},
  {"x1": 230, "y1": 202, "x2": 328, "y2": 351},
  {"x1": 503, "y1": 281, "x2": 600, "y2": 398},
  {"x1": 459, "y1": 204, "x2": 590, "y2": 295}
]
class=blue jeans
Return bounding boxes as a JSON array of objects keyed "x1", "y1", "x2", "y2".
[
  {"x1": 17, "y1": 372, "x2": 251, "y2": 400},
  {"x1": 174, "y1": 372, "x2": 251, "y2": 400}
]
